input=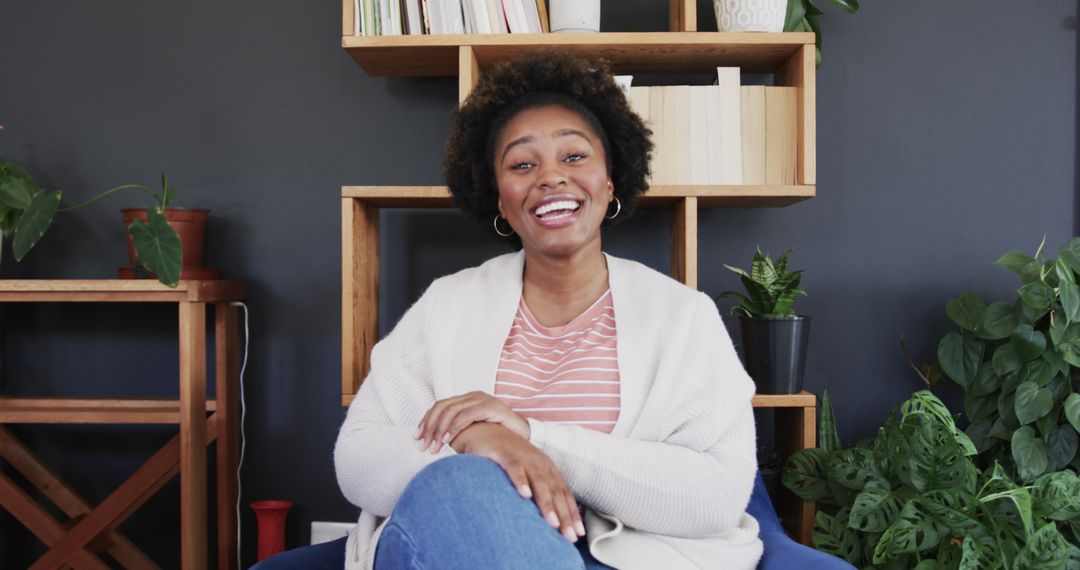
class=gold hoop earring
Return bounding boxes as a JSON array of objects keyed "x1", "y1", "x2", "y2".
[
  {"x1": 493, "y1": 213, "x2": 515, "y2": 237},
  {"x1": 605, "y1": 196, "x2": 622, "y2": 220}
]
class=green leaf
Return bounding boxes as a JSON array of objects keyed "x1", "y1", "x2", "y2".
[
  {"x1": 978, "y1": 302, "x2": 1018, "y2": 340},
  {"x1": 981, "y1": 485, "x2": 1035, "y2": 539},
  {"x1": 966, "y1": 419, "x2": 996, "y2": 454},
  {"x1": 1011, "y1": 426, "x2": 1049, "y2": 482},
  {"x1": 160, "y1": 172, "x2": 174, "y2": 208},
  {"x1": 992, "y1": 342, "x2": 1023, "y2": 376},
  {"x1": 1057, "y1": 258, "x2": 1077, "y2": 284},
  {"x1": 1021, "y1": 260, "x2": 1044, "y2": 285},
  {"x1": 813, "y1": 511, "x2": 861, "y2": 564},
  {"x1": 959, "y1": 534, "x2": 999, "y2": 570},
  {"x1": 1046, "y1": 426, "x2": 1078, "y2": 472},
  {"x1": 848, "y1": 485, "x2": 904, "y2": 533},
  {"x1": 0, "y1": 178, "x2": 35, "y2": 209},
  {"x1": 1014, "y1": 522, "x2": 1069, "y2": 570},
  {"x1": 12, "y1": 190, "x2": 61, "y2": 261},
  {"x1": 1015, "y1": 381, "x2": 1054, "y2": 425},
  {"x1": 1064, "y1": 393, "x2": 1080, "y2": 433},
  {"x1": 947, "y1": 293, "x2": 986, "y2": 332},
  {"x1": 995, "y1": 251, "x2": 1036, "y2": 274},
  {"x1": 1059, "y1": 237, "x2": 1080, "y2": 275},
  {"x1": 784, "y1": 0, "x2": 807, "y2": 33},
  {"x1": 127, "y1": 207, "x2": 182, "y2": 287},
  {"x1": 825, "y1": 0, "x2": 859, "y2": 13},
  {"x1": 906, "y1": 420, "x2": 968, "y2": 492},
  {"x1": 873, "y1": 500, "x2": 946, "y2": 563},
  {"x1": 1011, "y1": 325, "x2": 1047, "y2": 362},
  {"x1": 965, "y1": 390, "x2": 997, "y2": 422},
  {"x1": 819, "y1": 387, "x2": 841, "y2": 453},
  {"x1": 782, "y1": 448, "x2": 830, "y2": 501},
  {"x1": 969, "y1": 362, "x2": 1002, "y2": 397},
  {"x1": 1018, "y1": 282, "x2": 1056, "y2": 311},
  {"x1": 938, "y1": 332, "x2": 984, "y2": 389},
  {"x1": 827, "y1": 448, "x2": 888, "y2": 490},
  {"x1": 1062, "y1": 283, "x2": 1080, "y2": 325},
  {"x1": 1032, "y1": 470, "x2": 1080, "y2": 521}
]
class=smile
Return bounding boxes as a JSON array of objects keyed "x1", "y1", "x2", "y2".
[{"x1": 532, "y1": 200, "x2": 581, "y2": 219}]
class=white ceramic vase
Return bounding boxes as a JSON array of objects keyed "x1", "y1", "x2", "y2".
[
  {"x1": 548, "y1": 0, "x2": 600, "y2": 33},
  {"x1": 713, "y1": 0, "x2": 787, "y2": 32}
]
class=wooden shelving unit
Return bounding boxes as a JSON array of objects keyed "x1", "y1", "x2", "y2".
[{"x1": 339, "y1": 0, "x2": 818, "y2": 545}]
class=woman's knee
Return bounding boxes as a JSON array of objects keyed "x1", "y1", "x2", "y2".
[{"x1": 400, "y1": 455, "x2": 513, "y2": 507}]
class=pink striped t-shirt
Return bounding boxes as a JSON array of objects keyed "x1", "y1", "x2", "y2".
[{"x1": 494, "y1": 289, "x2": 621, "y2": 433}]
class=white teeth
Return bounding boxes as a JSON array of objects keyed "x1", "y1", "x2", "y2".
[{"x1": 533, "y1": 200, "x2": 580, "y2": 217}]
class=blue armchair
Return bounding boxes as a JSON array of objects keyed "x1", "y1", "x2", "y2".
[{"x1": 747, "y1": 472, "x2": 855, "y2": 569}]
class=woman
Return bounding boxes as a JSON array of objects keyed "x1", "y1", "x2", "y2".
[{"x1": 259, "y1": 50, "x2": 761, "y2": 570}]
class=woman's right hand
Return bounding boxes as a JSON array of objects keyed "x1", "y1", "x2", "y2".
[{"x1": 451, "y1": 422, "x2": 585, "y2": 544}]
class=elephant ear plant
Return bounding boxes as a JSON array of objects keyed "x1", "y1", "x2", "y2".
[
  {"x1": 0, "y1": 166, "x2": 183, "y2": 287},
  {"x1": 937, "y1": 237, "x2": 1080, "y2": 482},
  {"x1": 783, "y1": 389, "x2": 1080, "y2": 568}
]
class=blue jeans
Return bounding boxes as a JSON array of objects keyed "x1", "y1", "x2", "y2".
[{"x1": 253, "y1": 455, "x2": 612, "y2": 569}]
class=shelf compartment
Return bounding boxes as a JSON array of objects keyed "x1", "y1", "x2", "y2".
[
  {"x1": 343, "y1": 32, "x2": 816, "y2": 76},
  {"x1": 0, "y1": 280, "x2": 247, "y2": 303}
]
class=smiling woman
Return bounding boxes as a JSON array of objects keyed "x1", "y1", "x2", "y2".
[{"x1": 276, "y1": 50, "x2": 765, "y2": 570}]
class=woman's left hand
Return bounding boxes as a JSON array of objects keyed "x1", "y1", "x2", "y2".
[{"x1": 415, "y1": 391, "x2": 530, "y2": 453}]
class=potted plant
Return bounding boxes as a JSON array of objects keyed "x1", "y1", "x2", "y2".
[
  {"x1": 713, "y1": 0, "x2": 859, "y2": 66},
  {"x1": 0, "y1": 167, "x2": 197, "y2": 288},
  {"x1": 720, "y1": 248, "x2": 809, "y2": 394},
  {"x1": 784, "y1": 0, "x2": 860, "y2": 66},
  {"x1": 783, "y1": 389, "x2": 1080, "y2": 567},
  {"x1": 935, "y1": 236, "x2": 1080, "y2": 482}
]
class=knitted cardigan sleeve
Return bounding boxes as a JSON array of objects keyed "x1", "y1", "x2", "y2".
[
  {"x1": 526, "y1": 293, "x2": 758, "y2": 538},
  {"x1": 334, "y1": 283, "x2": 455, "y2": 518}
]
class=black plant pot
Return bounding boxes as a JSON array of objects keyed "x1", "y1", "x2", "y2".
[{"x1": 738, "y1": 316, "x2": 811, "y2": 394}]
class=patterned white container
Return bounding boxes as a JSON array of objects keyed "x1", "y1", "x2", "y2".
[
  {"x1": 713, "y1": 0, "x2": 787, "y2": 32},
  {"x1": 549, "y1": 0, "x2": 601, "y2": 32}
]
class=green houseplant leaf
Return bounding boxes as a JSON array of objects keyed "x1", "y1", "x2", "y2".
[
  {"x1": 1010, "y1": 426, "x2": 1048, "y2": 482},
  {"x1": 947, "y1": 293, "x2": 986, "y2": 332},
  {"x1": 994, "y1": 251, "x2": 1036, "y2": 274},
  {"x1": 783, "y1": 448, "x2": 830, "y2": 501},
  {"x1": 1017, "y1": 282, "x2": 1055, "y2": 312},
  {"x1": 978, "y1": 302, "x2": 1018, "y2": 340},
  {"x1": 1059, "y1": 237, "x2": 1080, "y2": 275},
  {"x1": 0, "y1": 177, "x2": 35, "y2": 210},
  {"x1": 1064, "y1": 393, "x2": 1080, "y2": 433},
  {"x1": 127, "y1": 206, "x2": 182, "y2": 287},
  {"x1": 847, "y1": 485, "x2": 904, "y2": 533},
  {"x1": 12, "y1": 189, "x2": 61, "y2": 261},
  {"x1": 1011, "y1": 325, "x2": 1047, "y2": 362},
  {"x1": 1014, "y1": 381, "x2": 1054, "y2": 425},
  {"x1": 813, "y1": 511, "x2": 862, "y2": 564},
  {"x1": 1013, "y1": 522, "x2": 1069, "y2": 570},
  {"x1": 938, "y1": 332, "x2": 984, "y2": 389}
]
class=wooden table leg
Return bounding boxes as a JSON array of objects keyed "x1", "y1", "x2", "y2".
[
  {"x1": 215, "y1": 303, "x2": 240, "y2": 570},
  {"x1": 179, "y1": 301, "x2": 208, "y2": 570}
]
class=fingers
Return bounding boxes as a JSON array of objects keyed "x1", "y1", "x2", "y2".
[
  {"x1": 415, "y1": 393, "x2": 474, "y2": 453},
  {"x1": 528, "y1": 468, "x2": 582, "y2": 543}
]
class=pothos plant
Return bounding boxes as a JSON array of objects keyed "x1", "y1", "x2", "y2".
[
  {"x1": 0, "y1": 165, "x2": 183, "y2": 287},
  {"x1": 785, "y1": 0, "x2": 861, "y2": 66},
  {"x1": 937, "y1": 237, "x2": 1080, "y2": 483},
  {"x1": 783, "y1": 389, "x2": 1080, "y2": 569},
  {"x1": 720, "y1": 248, "x2": 806, "y2": 317}
]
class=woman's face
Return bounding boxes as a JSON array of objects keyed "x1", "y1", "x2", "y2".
[{"x1": 493, "y1": 104, "x2": 613, "y2": 261}]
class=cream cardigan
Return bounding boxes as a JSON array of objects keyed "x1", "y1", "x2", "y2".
[{"x1": 334, "y1": 252, "x2": 762, "y2": 569}]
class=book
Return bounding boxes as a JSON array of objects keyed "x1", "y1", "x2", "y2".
[
  {"x1": 628, "y1": 86, "x2": 650, "y2": 124},
  {"x1": 523, "y1": 0, "x2": 542, "y2": 32},
  {"x1": 670, "y1": 85, "x2": 691, "y2": 184},
  {"x1": 740, "y1": 86, "x2": 766, "y2": 185},
  {"x1": 535, "y1": 0, "x2": 549, "y2": 33},
  {"x1": 486, "y1": 0, "x2": 507, "y2": 33},
  {"x1": 688, "y1": 87, "x2": 709, "y2": 185},
  {"x1": 404, "y1": 0, "x2": 423, "y2": 34},
  {"x1": 354, "y1": 0, "x2": 362, "y2": 35},
  {"x1": 462, "y1": 0, "x2": 475, "y2": 33},
  {"x1": 649, "y1": 87, "x2": 667, "y2": 184},
  {"x1": 714, "y1": 67, "x2": 743, "y2": 184},
  {"x1": 765, "y1": 87, "x2": 797, "y2": 185}
]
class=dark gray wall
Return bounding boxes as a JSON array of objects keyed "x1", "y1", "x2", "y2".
[{"x1": 0, "y1": 0, "x2": 1075, "y2": 566}]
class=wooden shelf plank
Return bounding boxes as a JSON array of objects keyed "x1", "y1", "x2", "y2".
[
  {"x1": 341, "y1": 185, "x2": 814, "y2": 208},
  {"x1": 0, "y1": 398, "x2": 218, "y2": 424},
  {"x1": 343, "y1": 32, "x2": 816, "y2": 76},
  {"x1": 0, "y1": 280, "x2": 246, "y2": 303},
  {"x1": 751, "y1": 392, "x2": 816, "y2": 408}
]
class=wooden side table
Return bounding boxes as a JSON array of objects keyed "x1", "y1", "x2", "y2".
[
  {"x1": 0, "y1": 280, "x2": 246, "y2": 570},
  {"x1": 752, "y1": 392, "x2": 817, "y2": 545}
]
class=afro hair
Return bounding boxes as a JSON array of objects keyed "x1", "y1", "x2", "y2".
[{"x1": 444, "y1": 49, "x2": 653, "y2": 243}]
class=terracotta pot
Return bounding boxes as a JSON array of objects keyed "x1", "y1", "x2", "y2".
[{"x1": 121, "y1": 208, "x2": 208, "y2": 268}]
